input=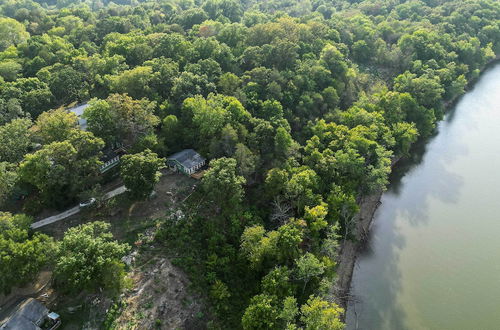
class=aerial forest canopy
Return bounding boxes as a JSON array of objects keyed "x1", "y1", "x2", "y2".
[{"x1": 0, "y1": 0, "x2": 499, "y2": 328}]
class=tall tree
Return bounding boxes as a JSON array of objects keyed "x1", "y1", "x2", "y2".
[
  {"x1": 0, "y1": 212, "x2": 54, "y2": 295},
  {"x1": 33, "y1": 108, "x2": 78, "y2": 144},
  {"x1": 300, "y1": 296, "x2": 344, "y2": 330},
  {"x1": 202, "y1": 157, "x2": 246, "y2": 211},
  {"x1": 0, "y1": 117, "x2": 32, "y2": 163},
  {"x1": 0, "y1": 162, "x2": 17, "y2": 204},
  {"x1": 84, "y1": 94, "x2": 159, "y2": 147},
  {"x1": 19, "y1": 131, "x2": 104, "y2": 206},
  {"x1": 120, "y1": 149, "x2": 165, "y2": 200},
  {"x1": 0, "y1": 18, "x2": 29, "y2": 51},
  {"x1": 54, "y1": 221, "x2": 130, "y2": 293}
]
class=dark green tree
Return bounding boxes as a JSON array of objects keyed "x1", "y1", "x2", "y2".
[
  {"x1": 54, "y1": 221, "x2": 130, "y2": 293},
  {"x1": 120, "y1": 149, "x2": 165, "y2": 200}
]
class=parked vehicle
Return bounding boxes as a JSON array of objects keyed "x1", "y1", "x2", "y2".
[{"x1": 79, "y1": 198, "x2": 96, "y2": 208}]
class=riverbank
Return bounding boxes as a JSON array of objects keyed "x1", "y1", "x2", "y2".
[
  {"x1": 332, "y1": 159, "x2": 398, "y2": 316},
  {"x1": 332, "y1": 56, "x2": 500, "y2": 319}
]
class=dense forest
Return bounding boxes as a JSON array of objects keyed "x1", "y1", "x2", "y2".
[{"x1": 1, "y1": 0, "x2": 499, "y2": 328}]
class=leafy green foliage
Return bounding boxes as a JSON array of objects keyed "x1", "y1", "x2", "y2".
[
  {"x1": 0, "y1": 18, "x2": 29, "y2": 51},
  {"x1": 300, "y1": 296, "x2": 344, "y2": 330},
  {"x1": 0, "y1": 0, "x2": 498, "y2": 327},
  {"x1": 54, "y1": 221, "x2": 130, "y2": 294},
  {"x1": 0, "y1": 117, "x2": 32, "y2": 163},
  {"x1": 120, "y1": 149, "x2": 165, "y2": 200},
  {"x1": 0, "y1": 162, "x2": 18, "y2": 204},
  {"x1": 202, "y1": 157, "x2": 246, "y2": 210},
  {"x1": 33, "y1": 107, "x2": 78, "y2": 144},
  {"x1": 84, "y1": 94, "x2": 159, "y2": 147},
  {"x1": 19, "y1": 130, "x2": 104, "y2": 207},
  {"x1": 0, "y1": 212, "x2": 54, "y2": 294}
]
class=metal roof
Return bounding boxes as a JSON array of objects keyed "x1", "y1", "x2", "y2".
[
  {"x1": 47, "y1": 312, "x2": 59, "y2": 321},
  {"x1": 68, "y1": 103, "x2": 89, "y2": 117},
  {"x1": 0, "y1": 298, "x2": 47, "y2": 330},
  {"x1": 168, "y1": 149, "x2": 205, "y2": 169},
  {"x1": 68, "y1": 103, "x2": 89, "y2": 131}
]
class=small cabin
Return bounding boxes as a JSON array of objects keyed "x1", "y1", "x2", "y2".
[
  {"x1": 167, "y1": 149, "x2": 206, "y2": 175},
  {"x1": 0, "y1": 298, "x2": 61, "y2": 330}
]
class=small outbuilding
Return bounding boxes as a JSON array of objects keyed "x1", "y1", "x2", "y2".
[
  {"x1": 167, "y1": 149, "x2": 206, "y2": 175},
  {"x1": 0, "y1": 298, "x2": 60, "y2": 330}
]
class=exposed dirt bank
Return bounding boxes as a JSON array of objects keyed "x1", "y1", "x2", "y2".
[{"x1": 114, "y1": 257, "x2": 206, "y2": 329}]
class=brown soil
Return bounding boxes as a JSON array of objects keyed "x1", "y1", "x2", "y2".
[
  {"x1": 114, "y1": 257, "x2": 206, "y2": 330},
  {"x1": 3, "y1": 171, "x2": 206, "y2": 329},
  {"x1": 39, "y1": 170, "x2": 195, "y2": 240}
]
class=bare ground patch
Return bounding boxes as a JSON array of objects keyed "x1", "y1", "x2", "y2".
[{"x1": 114, "y1": 256, "x2": 206, "y2": 330}]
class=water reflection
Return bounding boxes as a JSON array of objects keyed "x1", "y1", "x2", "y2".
[{"x1": 347, "y1": 63, "x2": 500, "y2": 330}]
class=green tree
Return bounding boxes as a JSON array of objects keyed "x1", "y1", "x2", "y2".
[
  {"x1": 0, "y1": 98, "x2": 24, "y2": 124},
  {"x1": 108, "y1": 66, "x2": 157, "y2": 99},
  {"x1": 286, "y1": 168, "x2": 321, "y2": 211},
  {"x1": 0, "y1": 212, "x2": 54, "y2": 294},
  {"x1": 161, "y1": 114, "x2": 180, "y2": 151},
  {"x1": 276, "y1": 220, "x2": 304, "y2": 263},
  {"x1": 391, "y1": 122, "x2": 419, "y2": 156},
  {"x1": 0, "y1": 162, "x2": 17, "y2": 204},
  {"x1": 218, "y1": 72, "x2": 241, "y2": 95},
  {"x1": 19, "y1": 131, "x2": 104, "y2": 206},
  {"x1": 39, "y1": 64, "x2": 88, "y2": 104},
  {"x1": 0, "y1": 18, "x2": 29, "y2": 51},
  {"x1": 240, "y1": 225, "x2": 272, "y2": 269},
  {"x1": 304, "y1": 202, "x2": 329, "y2": 235},
  {"x1": 300, "y1": 296, "x2": 344, "y2": 330},
  {"x1": 234, "y1": 143, "x2": 259, "y2": 179},
  {"x1": 182, "y1": 94, "x2": 250, "y2": 145},
  {"x1": 261, "y1": 266, "x2": 294, "y2": 298},
  {"x1": 202, "y1": 157, "x2": 246, "y2": 210},
  {"x1": 274, "y1": 127, "x2": 295, "y2": 162},
  {"x1": 120, "y1": 149, "x2": 165, "y2": 200},
  {"x1": 33, "y1": 108, "x2": 78, "y2": 144},
  {"x1": 54, "y1": 221, "x2": 130, "y2": 293},
  {"x1": 393, "y1": 71, "x2": 444, "y2": 111},
  {"x1": 0, "y1": 60, "x2": 22, "y2": 81},
  {"x1": 84, "y1": 94, "x2": 159, "y2": 147},
  {"x1": 295, "y1": 253, "x2": 325, "y2": 293},
  {"x1": 242, "y1": 294, "x2": 280, "y2": 330},
  {"x1": 0, "y1": 118, "x2": 32, "y2": 163}
]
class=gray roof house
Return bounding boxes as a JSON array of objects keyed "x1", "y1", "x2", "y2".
[
  {"x1": 67, "y1": 102, "x2": 125, "y2": 173},
  {"x1": 0, "y1": 298, "x2": 60, "y2": 330},
  {"x1": 167, "y1": 149, "x2": 206, "y2": 175},
  {"x1": 68, "y1": 103, "x2": 89, "y2": 131}
]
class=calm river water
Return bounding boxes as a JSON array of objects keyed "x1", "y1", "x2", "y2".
[{"x1": 346, "y1": 63, "x2": 500, "y2": 330}]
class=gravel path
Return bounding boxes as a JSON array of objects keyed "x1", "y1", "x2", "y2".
[{"x1": 30, "y1": 185, "x2": 127, "y2": 229}]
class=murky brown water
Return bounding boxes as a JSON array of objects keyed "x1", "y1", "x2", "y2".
[{"x1": 347, "y1": 64, "x2": 500, "y2": 330}]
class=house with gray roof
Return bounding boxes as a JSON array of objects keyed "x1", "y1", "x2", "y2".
[
  {"x1": 167, "y1": 149, "x2": 206, "y2": 175},
  {"x1": 0, "y1": 298, "x2": 60, "y2": 330}
]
